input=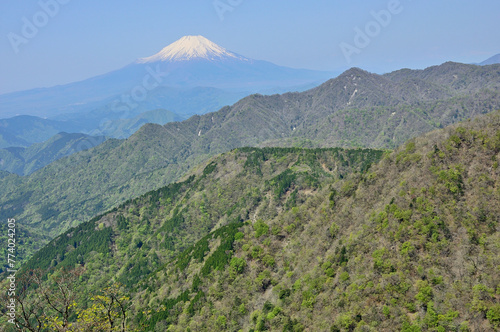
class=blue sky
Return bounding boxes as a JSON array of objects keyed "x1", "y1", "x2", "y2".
[{"x1": 0, "y1": 0, "x2": 499, "y2": 94}]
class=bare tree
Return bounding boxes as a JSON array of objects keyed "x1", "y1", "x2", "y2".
[{"x1": 7, "y1": 267, "x2": 83, "y2": 331}]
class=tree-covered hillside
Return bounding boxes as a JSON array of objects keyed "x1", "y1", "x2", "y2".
[
  {"x1": 0, "y1": 116, "x2": 83, "y2": 149},
  {"x1": 1, "y1": 63, "x2": 499, "y2": 270},
  {"x1": 131, "y1": 111, "x2": 500, "y2": 331},
  {"x1": 6, "y1": 110, "x2": 500, "y2": 331},
  {"x1": 0, "y1": 132, "x2": 106, "y2": 176},
  {"x1": 4, "y1": 146, "x2": 383, "y2": 330}
]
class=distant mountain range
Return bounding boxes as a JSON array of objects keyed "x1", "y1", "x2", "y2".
[
  {"x1": 0, "y1": 62, "x2": 499, "y2": 264},
  {"x1": 0, "y1": 115, "x2": 81, "y2": 148},
  {"x1": 0, "y1": 36, "x2": 334, "y2": 136},
  {"x1": 0, "y1": 132, "x2": 106, "y2": 176},
  {"x1": 0, "y1": 109, "x2": 184, "y2": 149},
  {"x1": 2, "y1": 48, "x2": 497, "y2": 151}
]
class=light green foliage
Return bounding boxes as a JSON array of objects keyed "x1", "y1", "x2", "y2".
[
  {"x1": 230, "y1": 257, "x2": 246, "y2": 273},
  {"x1": 216, "y1": 315, "x2": 227, "y2": 328},
  {"x1": 372, "y1": 248, "x2": 394, "y2": 273},
  {"x1": 415, "y1": 280, "x2": 433, "y2": 304},
  {"x1": 401, "y1": 322, "x2": 422, "y2": 332},
  {"x1": 235, "y1": 232, "x2": 245, "y2": 241},
  {"x1": 262, "y1": 254, "x2": 275, "y2": 267},
  {"x1": 253, "y1": 219, "x2": 269, "y2": 238},
  {"x1": 329, "y1": 222, "x2": 339, "y2": 238},
  {"x1": 293, "y1": 278, "x2": 302, "y2": 292},
  {"x1": 251, "y1": 246, "x2": 263, "y2": 259},
  {"x1": 436, "y1": 165, "x2": 464, "y2": 195},
  {"x1": 271, "y1": 226, "x2": 281, "y2": 236},
  {"x1": 14, "y1": 111, "x2": 500, "y2": 331},
  {"x1": 400, "y1": 241, "x2": 415, "y2": 256},
  {"x1": 339, "y1": 271, "x2": 350, "y2": 282},
  {"x1": 383, "y1": 305, "x2": 390, "y2": 317},
  {"x1": 487, "y1": 304, "x2": 500, "y2": 328}
]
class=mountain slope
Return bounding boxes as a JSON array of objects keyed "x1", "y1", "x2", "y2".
[
  {"x1": 92, "y1": 108, "x2": 185, "y2": 139},
  {"x1": 384, "y1": 62, "x2": 500, "y2": 93},
  {"x1": 0, "y1": 115, "x2": 82, "y2": 148},
  {"x1": 138, "y1": 110, "x2": 500, "y2": 331},
  {"x1": 0, "y1": 63, "x2": 499, "y2": 265},
  {"x1": 480, "y1": 54, "x2": 500, "y2": 65},
  {"x1": 0, "y1": 132, "x2": 107, "y2": 175},
  {"x1": 0, "y1": 128, "x2": 29, "y2": 149},
  {"x1": 0, "y1": 170, "x2": 11, "y2": 179},
  {"x1": 12, "y1": 111, "x2": 500, "y2": 331},
  {"x1": 12, "y1": 147, "x2": 383, "y2": 329},
  {"x1": 0, "y1": 63, "x2": 500, "y2": 244},
  {"x1": 0, "y1": 108, "x2": 186, "y2": 148}
]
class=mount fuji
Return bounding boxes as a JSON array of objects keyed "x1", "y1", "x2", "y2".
[
  {"x1": 0, "y1": 36, "x2": 334, "y2": 136},
  {"x1": 137, "y1": 35, "x2": 248, "y2": 63},
  {"x1": 129, "y1": 35, "x2": 333, "y2": 91}
]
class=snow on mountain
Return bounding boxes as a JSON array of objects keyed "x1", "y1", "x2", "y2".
[
  {"x1": 0, "y1": 35, "x2": 334, "y2": 121},
  {"x1": 137, "y1": 35, "x2": 248, "y2": 63}
]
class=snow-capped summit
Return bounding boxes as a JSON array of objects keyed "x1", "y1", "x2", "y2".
[
  {"x1": 137, "y1": 35, "x2": 248, "y2": 63},
  {"x1": 0, "y1": 34, "x2": 334, "y2": 119}
]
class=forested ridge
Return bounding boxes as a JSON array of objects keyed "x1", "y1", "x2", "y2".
[
  {"x1": 2, "y1": 110, "x2": 500, "y2": 331},
  {"x1": 1, "y1": 63, "x2": 499, "y2": 273}
]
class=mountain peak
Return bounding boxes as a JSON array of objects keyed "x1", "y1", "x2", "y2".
[
  {"x1": 480, "y1": 53, "x2": 500, "y2": 66},
  {"x1": 137, "y1": 35, "x2": 247, "y2": 63}
]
